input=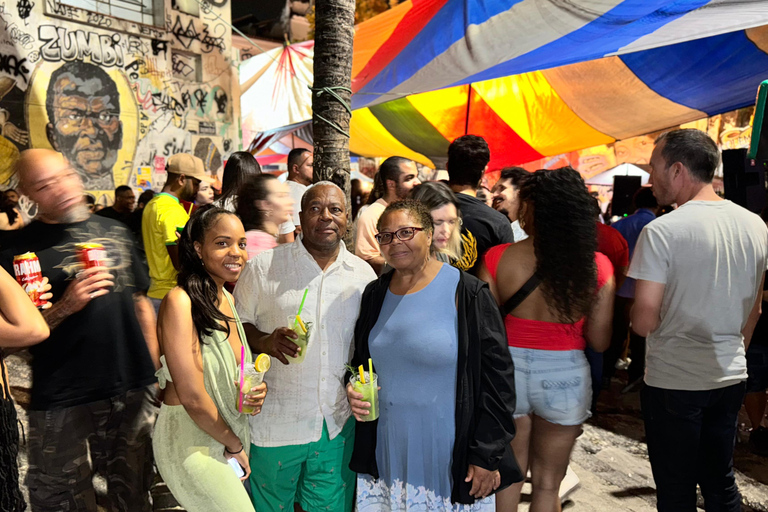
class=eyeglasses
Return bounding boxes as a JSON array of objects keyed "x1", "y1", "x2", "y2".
[
  {"x1": 57, "y1": 108, "x2": 118, "y2": 127},
  {"x1": 375, "y1": 227, "x2": 424, "y2": 245}
]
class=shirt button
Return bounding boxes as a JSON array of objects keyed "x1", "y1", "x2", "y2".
[
  {"x1": 322, "y1": 351, "x2": 326, "y2": 356},
  {"x1": 322, "y1": 378, "x2": 326, "y2": 382}
]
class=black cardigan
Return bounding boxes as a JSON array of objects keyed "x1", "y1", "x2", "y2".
[{"x1": 347, "y1": 268, "x2": 523, "y2": 504}]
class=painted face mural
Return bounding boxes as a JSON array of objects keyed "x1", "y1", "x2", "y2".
[{"x1": 45, "y1": 61, "x2": 123, "y2": 191}]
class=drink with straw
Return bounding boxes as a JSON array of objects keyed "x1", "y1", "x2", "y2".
[
  {"x1": 285, "y1": 315, "x2": 311, "y2": 364},
  {"x1": 350, "y1": 359, "x2": 379, "y2": 422},
  {"x1": 238, "y1": 354, "x2": 271, "y2": 414},
  {"x1": 285, "y1": 288, "x2": 311, "y2": 364}
]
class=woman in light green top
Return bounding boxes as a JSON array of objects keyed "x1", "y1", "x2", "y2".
[{"x1": 153, "y1": 207, "x2": 267, "y2": 512}]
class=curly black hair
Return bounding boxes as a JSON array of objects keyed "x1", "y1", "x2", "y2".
[{"x1": 519, "y1": 167, "x2": 597, "y2": 322}]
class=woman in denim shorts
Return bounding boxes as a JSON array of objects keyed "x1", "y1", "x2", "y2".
[{"x1": 479, "y1": 167, "x2": 615, "y2": 511}]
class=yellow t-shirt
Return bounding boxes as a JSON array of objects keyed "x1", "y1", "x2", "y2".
[{"x1": 142, "y1": 193, "x2": 189, "y2": 299}]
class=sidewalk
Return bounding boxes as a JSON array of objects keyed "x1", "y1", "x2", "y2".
[{"x1": 7, "y1": 353, "x2": 768, "y2": 511}]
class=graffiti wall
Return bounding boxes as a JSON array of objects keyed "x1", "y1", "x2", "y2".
[{"x1": 0, "y1": 0, "x2": 238, "y2": 206}]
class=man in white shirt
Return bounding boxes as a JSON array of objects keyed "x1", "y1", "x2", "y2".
[
  {"x1": 286, "y1": 148, "x2": 313, "y2": 229},
  {"x1": 235, "y1": 181, "x2": 376, "y2": 512},
  {"x1": 630, "y1": 129, "x2": 767, "y2": 512},
  {"x1": 354, "y1": 156, "x2": 420, "y2": 274}
]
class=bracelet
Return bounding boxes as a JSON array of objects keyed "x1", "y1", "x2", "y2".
[{"x1": 225, "y1": 444, "x2": 244, "y2": 455}]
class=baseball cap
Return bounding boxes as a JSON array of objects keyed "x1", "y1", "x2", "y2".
[{"x1": 166, "y1": 154, "x2": 215, "y2": 183}]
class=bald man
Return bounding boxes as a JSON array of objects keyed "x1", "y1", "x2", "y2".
[
  {"x1": 235, "y1": 182, "x2": 376, "y2": 512},
  {"x1": 0, "y1": 149, "x2": 158, "y2": 511}
]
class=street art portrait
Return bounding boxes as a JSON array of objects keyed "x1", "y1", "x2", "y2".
[{"x1": 26, "y1": 60, "x2": 139, "y2": 193}]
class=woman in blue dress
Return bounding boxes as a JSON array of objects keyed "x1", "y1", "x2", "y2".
[{"x1": 347, "y1": 200, "x2": 521, "y2": 511}]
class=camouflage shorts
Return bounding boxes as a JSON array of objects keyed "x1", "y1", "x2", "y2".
[{"x1": 26, "y1": 385, "x2": 159, "y2": 512}]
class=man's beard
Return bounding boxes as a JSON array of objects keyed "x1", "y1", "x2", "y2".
[
  {"x1": 59, "y1": 203, "x2": 90, "y2": 223},
  {"x1": 180, "y1": 187, "x2": 197, "y2": 202}
]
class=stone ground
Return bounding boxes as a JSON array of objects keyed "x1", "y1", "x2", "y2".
[{"x1": 6, "y1": 352, "x2": 768, "y2": 511}]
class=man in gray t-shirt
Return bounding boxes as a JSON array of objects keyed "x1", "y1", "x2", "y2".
[{"x1": 630, "y1": 129, "x2": 767, "y2": 512}]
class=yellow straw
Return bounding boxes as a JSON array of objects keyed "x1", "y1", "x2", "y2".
[
  {"x1": 358, "y1": 365, "x2": 366, "y2": 384},
  {"x1": 368, "y1": 357, "x2": 376, "y2": 418}
]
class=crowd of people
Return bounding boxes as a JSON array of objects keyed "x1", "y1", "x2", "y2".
[{"x1": 0, "y1": 128, "x2": 766, "y2": 512}]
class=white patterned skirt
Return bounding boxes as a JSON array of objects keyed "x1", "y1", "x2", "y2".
[{"x1": 357, "y1": 475, "x2": 495, "y2": 512}]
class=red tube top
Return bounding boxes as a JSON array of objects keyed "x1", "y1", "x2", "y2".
[{"x1": 484, "y1": 244, "x2": 613, "y2": 351}]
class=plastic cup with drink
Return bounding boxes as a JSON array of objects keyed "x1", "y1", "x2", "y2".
[
  {"x1": 285, "y1": 288, "x2": 311, "y2": 364},
  {"x1": 285, "y1": 315, "x2": 311, "y2": 364},
  {"x1": 350, "y1": 358, "x2": 379, "y2": 422},
  {"x1": 237, "y1": 352, "x2": 271, "y2": 414}
]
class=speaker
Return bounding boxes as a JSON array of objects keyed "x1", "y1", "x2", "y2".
[
  {"x1": 723, "y1": 148, "x2": 766, "y2": 214},
  {"x1": 612, "y1": 176, "x2": 642, "y2": 217}
]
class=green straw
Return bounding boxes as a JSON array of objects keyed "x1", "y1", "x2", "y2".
[{"x1": 297, "y1": 288, "x2": 309, "y2": 317}]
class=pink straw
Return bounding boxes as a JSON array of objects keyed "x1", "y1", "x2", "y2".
[{"x1": 238, "y1": 345, "x2": 245, "y2": 413}]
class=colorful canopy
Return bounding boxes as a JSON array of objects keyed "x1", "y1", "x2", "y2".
[
  {"x1": 241, "y1": 1, "x2": 768, "y2": 169},
  {"x1": 351, "y1": 0, "x2": 768, "y2": 109}
]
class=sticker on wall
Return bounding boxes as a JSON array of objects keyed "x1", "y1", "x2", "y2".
[{"x1": 136, "y1": 165, "x2": 151, "y2": 189}]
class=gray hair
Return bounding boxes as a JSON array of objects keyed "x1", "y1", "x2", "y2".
[
  {"x1": 300, "y1": 180, "x2": 344, "y2": 212},
  {"x1": 655, "y1": 129, "x2": 720, "y2": 183}
]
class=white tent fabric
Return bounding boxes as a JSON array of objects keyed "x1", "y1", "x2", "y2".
[{"x1": 585, "y1": 163, "x2": 650, "y2": 186}]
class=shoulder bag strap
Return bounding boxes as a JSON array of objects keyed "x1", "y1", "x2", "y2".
[{"x1": 500, "y1": 273, "x2": 542, "y2": 316}]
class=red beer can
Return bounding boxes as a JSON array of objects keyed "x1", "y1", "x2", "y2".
[
  {"x1": 13, "y1": 252, "x2": 47, "y2": 308},
  {"x1": 76, "y1": 243, "x2": 107, "y2": 269}
]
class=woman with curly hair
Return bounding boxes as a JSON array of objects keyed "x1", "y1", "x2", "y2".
[
  {"x1": 478, "y1": 167, "x2": 614, "y2": 512},
  {"x1": 348, "y1": 199, "x2": 520, "y2": 511}
]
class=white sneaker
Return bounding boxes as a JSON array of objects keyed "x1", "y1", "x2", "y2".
[{"x1": 559, "y1": 465, "x2": 581, "y2": 502}]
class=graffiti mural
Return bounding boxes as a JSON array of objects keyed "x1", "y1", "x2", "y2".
[
  {"x1": 35, "y1": 61, "x2": 127, "y2": 189},
  {"x1": 0, "y1": 0, "x2": 238, "y2": 204}
]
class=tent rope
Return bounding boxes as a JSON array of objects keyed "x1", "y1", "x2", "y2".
[{"x1": 310, "y1": 86, "x2": 352, "y2": 138}]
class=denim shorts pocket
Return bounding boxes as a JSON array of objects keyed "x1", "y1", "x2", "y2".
[{"x1": 542, "y1": 376, "x2": 584, "y2": 415}]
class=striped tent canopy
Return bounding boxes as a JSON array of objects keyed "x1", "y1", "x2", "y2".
[{"x1": 241, "y1": 0, "x2": 768, "y2": 169}]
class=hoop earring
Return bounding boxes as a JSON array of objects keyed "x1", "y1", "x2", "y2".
[{"x1": 519, "y1": 218, "x2": 525, "y2": 229}]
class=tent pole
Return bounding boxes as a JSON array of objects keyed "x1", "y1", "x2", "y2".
[{"x1": 465, "y1": 85, "x2": 471, "y2": 135}]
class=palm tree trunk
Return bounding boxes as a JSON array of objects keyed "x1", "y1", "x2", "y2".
[{"x1": 312, "y1": 0, "x2": 355, "y2": 218}]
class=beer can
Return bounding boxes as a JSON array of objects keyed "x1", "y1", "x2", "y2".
[
  {"x1": 12, "y1": 252, "x2": 47, "y2": 308},
  {"x1": 76, "y1": 243, "x2": 107, "y2": 269}
]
